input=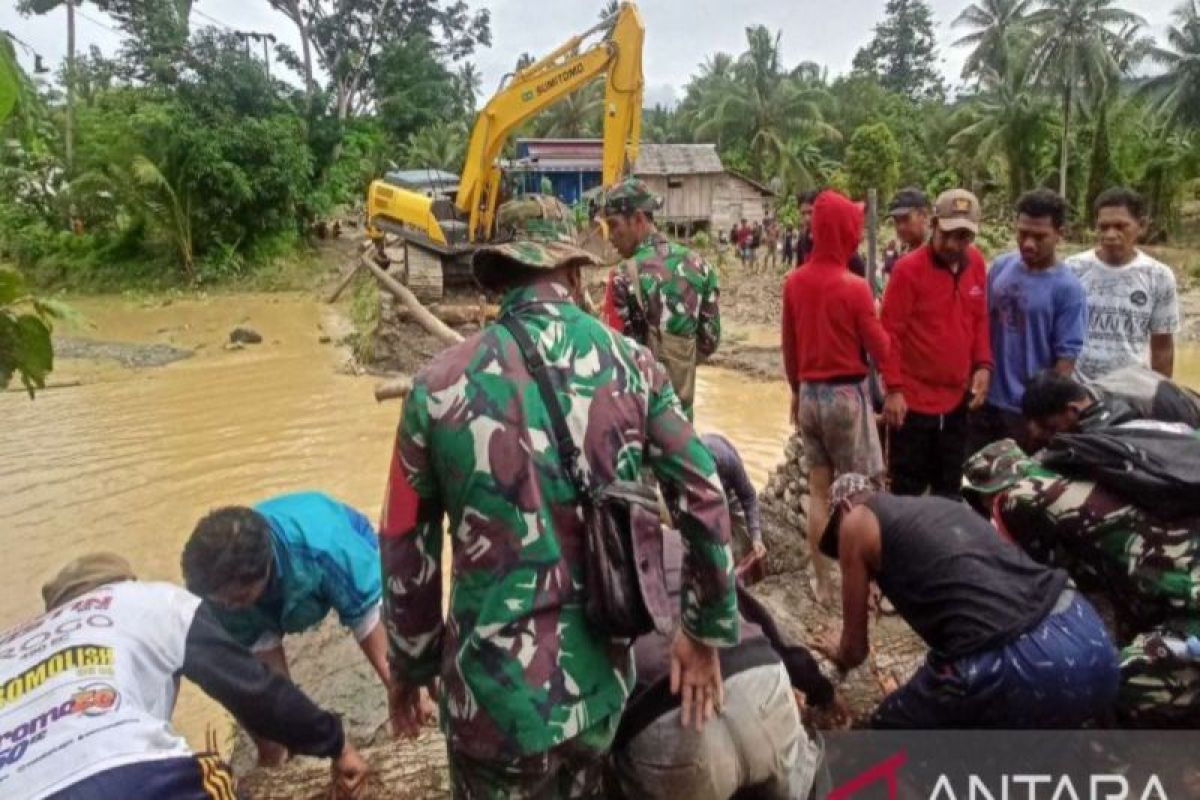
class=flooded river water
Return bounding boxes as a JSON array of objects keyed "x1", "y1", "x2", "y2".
[{"x1": 0, "y1": 293, "x2": 793, "y2": 752}]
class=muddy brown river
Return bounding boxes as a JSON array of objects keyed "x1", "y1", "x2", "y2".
[{"x1": 0, "y1": 293, "x2": 794, "y2": 753}]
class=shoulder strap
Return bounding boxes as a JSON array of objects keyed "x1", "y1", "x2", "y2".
[
  {"x1": 499, "y1": 315, "x2": 590, "y2": 497},
  {"x1": 623, "y1": 259, "x2": 644, "y2": 308}
]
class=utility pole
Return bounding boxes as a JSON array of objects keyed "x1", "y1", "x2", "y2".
[
  {"x1": 260, "y1": 35, "x2": 270, "y2": 79},
  {"x1": 64, "y1": 0, "x2": 75, "y2": 172}
]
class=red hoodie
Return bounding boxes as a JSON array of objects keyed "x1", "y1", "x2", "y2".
[
  {"x1": 781, "y1": 191, "x2": 892, "y2": 389},
  {"x1": 880, "y1": 244, "x2": 992, "y2": 415}
]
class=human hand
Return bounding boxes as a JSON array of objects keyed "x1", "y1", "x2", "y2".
[
  {"x1": 790, "y1": 391, "x2": 800, "y2": 430},
  {"x1": 752, "y1": 540, "x2": 767, "y2": 560},
  {"x1": 670, "y1": 631, "x2": 724, "y2": 732},
  {"x1": 330, "y1": 741, "x2": 369, "y2": 800},
  {"x1": 807, "y1": 693, "x2": 853, "y2": 730},
  {"x1": 883, "y1": 392, "x2": 907, "y2": 429},
  {"x1": 388, "y1": 681, "x2": 436, "y2": 740},
  {"x1": 968, "y1": 368, "x2": 991, "y2": 411},
  {"x1": 814, "y1": 628, "x2": 843, "y2": 666}
]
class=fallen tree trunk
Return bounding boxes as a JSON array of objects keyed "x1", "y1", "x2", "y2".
[
  {"x1": 391, "y1": 303, "x2": 498, "y2": 327},
  {"x1": 374, "y1": 376, "x2": 413, "y2": 402},
  {"x1": 361, "y1": 254, "x2": 463, "y2": 347},
  {"x1": 238, "y1": 732, "x2": 450, "y2": 800}
]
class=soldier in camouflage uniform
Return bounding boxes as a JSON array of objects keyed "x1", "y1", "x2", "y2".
[
  {"x1": 964, "y1": 440, "x2": 1200, "y2": 726},
  {"x1": 604, "y1": 177, "x2": 721, "y2": 419},
  {"x1": 379, "y1": 194, "x2": 740, "y2": 798}
]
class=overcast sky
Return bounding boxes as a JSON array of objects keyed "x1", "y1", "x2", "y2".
[{"x1": 1, "y1": 0, "x2": 1176, "y2": 108}]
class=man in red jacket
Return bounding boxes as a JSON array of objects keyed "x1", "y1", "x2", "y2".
[
  {"x1": 881, "y1": 189, "x2": 993, "y2": 498},
  {"x1": 781, "y1": 189, "x2": 892, "y2": 604}
]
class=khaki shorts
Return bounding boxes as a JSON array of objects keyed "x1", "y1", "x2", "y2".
[{"x1": 797, "y1": 379, "x2": 885, "y2": 478}]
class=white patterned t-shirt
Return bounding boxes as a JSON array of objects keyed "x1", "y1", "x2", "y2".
[{"x1": 1066, "y1": 249, "x2": 1180, "y2": 381}]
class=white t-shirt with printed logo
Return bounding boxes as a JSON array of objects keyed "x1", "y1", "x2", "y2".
[
  {"x1": 0, "y1": 582, "x2": 197, "y2": 799},
  {"x1": 1066, "y1": 249, "x2": 1180, "y2": 381}
]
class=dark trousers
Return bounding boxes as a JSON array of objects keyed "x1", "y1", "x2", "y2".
[
  {"x1": 966, "y1": 403, "x2": 1028, "y2": 458},
  {"x1": 887, "y1": 404, "x2": 968, "y2": 498},
  {"x1": 49, "y1": 755, "x2": 236, "y2": 800},
  {"x1": 870, "y1": 591, "x2": 1119, "y2": 729}
]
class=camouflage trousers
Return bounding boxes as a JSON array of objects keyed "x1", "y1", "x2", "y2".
[
  {"x1": 1118, "y1": 627, "x2": 1200, "y2": 728},
  {"x1": 448, "y1": 715, "x2": 617, "y2": 800}
]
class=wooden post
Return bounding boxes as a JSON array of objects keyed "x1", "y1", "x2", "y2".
[
  {"x1": 866, "y1": 188, "x2": 878, "y2": 297},
  {"x1": 326, "y1": 261, "x2": 363, "y2": 304}
]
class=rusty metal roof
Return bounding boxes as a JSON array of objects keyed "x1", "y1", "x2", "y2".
[{"x1": 634, "y1": 144, "x2": 724, "y2": 176}]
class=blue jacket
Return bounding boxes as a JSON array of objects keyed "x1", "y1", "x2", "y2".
[{"x1": 214, "y1": 492, "x2": 382, "y2": 649}]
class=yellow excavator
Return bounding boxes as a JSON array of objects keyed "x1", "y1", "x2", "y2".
[{"x1": 365, "y1": 2, "x2": 644, "y2": 300}]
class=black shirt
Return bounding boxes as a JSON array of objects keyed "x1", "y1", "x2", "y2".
[{"x1": 869, "y1": 494, "x2": 1067, "y2": 660}]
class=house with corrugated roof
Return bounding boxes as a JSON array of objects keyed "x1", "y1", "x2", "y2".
[{"x1": 507, "y1": 139, "x2": 776, "y2": 233}]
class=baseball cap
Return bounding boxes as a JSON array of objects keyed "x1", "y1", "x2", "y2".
[
  {"x1": 934, "y1": 189, "x2": 981, "y2": 235},
  {"x1": 472, "y1": 194, "x2": 601, "y2": 289},
  {"x1": 43, "y1": 552, "x2": 136, "y2": 611},
  {"x1": 819, "y1": 473, "x2": 878, "y2": 559},
  {"x1": 887, "y1": 187, "x2": 930, "y2": 217},
  {"x1": 601, "y1": 177, "x2": 663, "y2": 216}
]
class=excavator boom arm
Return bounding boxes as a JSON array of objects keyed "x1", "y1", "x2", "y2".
[{"x1": 456, "y1": 3, "x2": 645, "y2": 240}]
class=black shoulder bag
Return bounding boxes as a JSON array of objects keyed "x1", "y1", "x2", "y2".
[{"x1": 499, "y1": 314, "x2": 671, "y2": 639}]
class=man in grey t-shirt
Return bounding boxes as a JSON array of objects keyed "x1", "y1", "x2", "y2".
[{"x1": 1067, "y1": 187, "x2": 1180, "y2": 381}]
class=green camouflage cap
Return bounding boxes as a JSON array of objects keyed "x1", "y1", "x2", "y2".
[
  {"x1": 473, "y1": 194, "x2": 600, "y2": 287},
  {"x1": 820, "y1": 473, "x2": 878, "y2": 559},
  {"x1": 963, "y1": 439, "x2": 1037, "y2": 496},
  {"x1": 601, "y1": 177, "x2": 663, "y2": 215}
]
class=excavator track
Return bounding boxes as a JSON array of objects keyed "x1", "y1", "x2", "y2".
[{"x1": 403, "y1": 240, "x2": 446, "y2": 304}]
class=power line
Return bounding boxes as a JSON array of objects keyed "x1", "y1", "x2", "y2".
[
  {"x1": 192, "y1": 8, "x2": 236, "y2": 30},
  {"x1": 75, "y1": 9, "x2": 119, "y2": 33}
]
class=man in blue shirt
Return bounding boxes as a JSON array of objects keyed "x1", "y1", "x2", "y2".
[
  {"x1": 181, "y1": 491, "x2": 392, "y2": 766},
  {"x1": 967, "y1": 189, "x2": 1087, "y2": 455}
]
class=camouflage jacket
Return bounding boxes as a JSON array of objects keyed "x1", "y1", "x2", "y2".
[
  {"x1": 610, "y1": 232, "x2": 721, "y2": 361},
  {"x1": 379, "y1": 281, "x2": 738, "y2": 762},
  {"x1": 965, "y1": 441, "x2": 1200, "y2": 639}
]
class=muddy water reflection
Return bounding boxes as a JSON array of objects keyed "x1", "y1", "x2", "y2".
[
  {"x1": 694, "y1": 367, "x2": 792, "y2": 486},
  {"x1": 0, "y1": 293, "x2": 400, "y2": 752}
]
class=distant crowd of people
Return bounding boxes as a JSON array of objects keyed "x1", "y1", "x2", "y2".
[{"x1": 3, "y1": 177, "x2": 1196, "y2": 800}]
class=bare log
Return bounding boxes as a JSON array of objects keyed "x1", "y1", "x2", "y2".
[
  {"x1": 5, "y1": 380, "x2": 83, "y2": 394},
  {"x1": 374, "y1": 376, "x2": 413, "y2": 403},
  {"x1": 326, "y1": 261, "x2": 364, "y2": 304},
  {"x1": 390, "y1": 303, "x2": 498, "y2": 327},
  {"x1": 361, "y1": 254, "x2": 463, "y2": 346},
  {"x1": 237, "y1": 733, "x2": 450, "y2": 800}
]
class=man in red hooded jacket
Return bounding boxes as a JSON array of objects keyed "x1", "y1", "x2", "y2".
[{"x1": 781, "y1": 190, "x2": 892, "y2": 604}]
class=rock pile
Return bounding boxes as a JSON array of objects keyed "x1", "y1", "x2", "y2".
[{"x1": 758, "y1": 433, "x2": 811, "y2": 576}]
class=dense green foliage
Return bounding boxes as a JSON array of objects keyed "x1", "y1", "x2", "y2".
[
  {"x1": 1, "y1": 0, "x2": 1198, "y2": 298},
  {"x1": 644, "y1": 1, "x2": 1199, "y2": 236},
  {"x1": 2, "y1": 0, "x2": 489, "y2": 288}
]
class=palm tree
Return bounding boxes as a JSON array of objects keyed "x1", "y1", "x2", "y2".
[
  {"x1": 1142, "y1": 0, "x2": 1200, "y2": 128},
  {"x1": 404, "y1": 122, "x2": 469, "y2": 173},
  {"x1": 693, "y1": 27, "x2": 836, "y2": 180},
  {"x1": 1026, "y1": 0, "x2": 1145, "y2": 197},
  {"x1": 952, "y1": 0, "x2": 1034, "y2": 79},
  {"x1": 130, "y1": 154, "x2": 195, "y2": 276},
  {"x1": 455, "y1": 62, "x2": 482, "y2": 117},
  {"x1": 534, "y1": 79, "x2": 605, "y2": 137},
  {"x1": 949, "y1": 44, "x2": 1055, "y2": 202}
]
